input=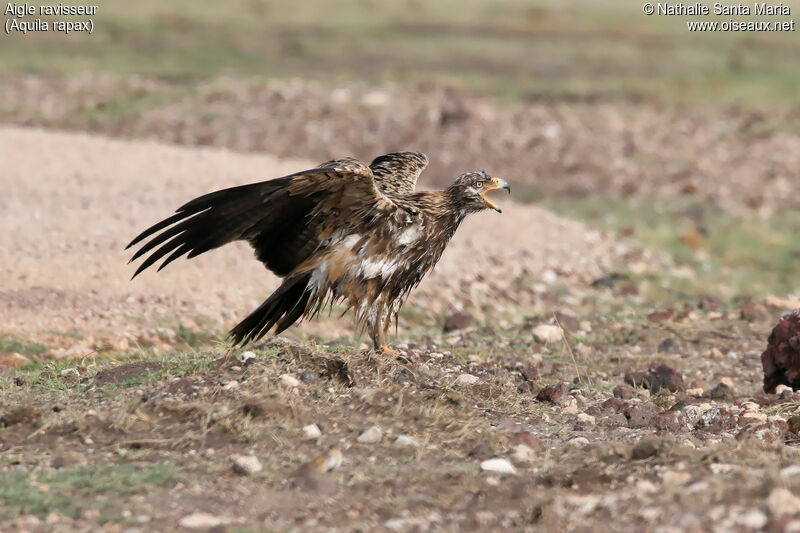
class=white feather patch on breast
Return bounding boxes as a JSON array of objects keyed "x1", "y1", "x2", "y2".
[{"x1": 397, "y1": 225, "x2": 421, "y2": 246}]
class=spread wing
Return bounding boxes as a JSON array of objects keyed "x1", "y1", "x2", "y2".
[
  {"x1": 126, "y1": 158, "x2": 396, "y2": 279},
  {"x1": 369, "y1": 151, "x2": 429, "y2": 197}
]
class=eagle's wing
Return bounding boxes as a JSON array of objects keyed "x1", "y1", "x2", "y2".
[
  {"x1": 126, "y1": 158, "x2": 395, "y2": 279},
  {"x1": 369, "y1": 151, "x2": 429, "y2": 196}
]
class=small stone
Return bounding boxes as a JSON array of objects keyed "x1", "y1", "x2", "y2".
[
  {"x1": 625, "y1": 364, "x2": 685, "y2": 393},
  {"x1": 536, "y1": 382, "x2": 567, "y2": 404},
  {"x1": 480, "y1": 458, "x2": 517, "y2": 474},
  {"x1": 709, "y1": 382, "x2": 733, "y2": 400},
  {"x1": 686, "y1": 388, "x2": 704, "y2": 397},
  {"x1": 613, "y1": 384, "x2": 636, "y2": 399},
  {"x1": 357, "y1": 425, "x2": 383, "y2": 443},
  {"x1": 662, "y1": 471, "x2": 691, "y2": 485},
  {"x1": 240, "y1": 351, "x2": 256, "y2": 363},
  {"x1": 737, "y1": 509, "x2": 768, "y2": 529},
  {"x1": 456, "y1": 373, "x2": 479, "y2": 385},
  {"x1": 740, "y1": 411, "x2": 767, "y2": 423},
  {"x1": 631, "y1": 439, "x2": 660, "y2": 460},
  {"x1": 178, "y1": 513, "x2": 229, "y2": 530},
  {"x1": 561, "y1": 399, "x2": 579, "y2": 415},
  {"x1": 625, "y1": 402, "x2": 661, "y2": 428},
  {"x1": 567, "y1": 437, "x2": 590, "y2": 448},
  {"x1": 776, "y1": 384, "x2": 793, "y2": 395},
  {"x1": 513, "y1": 444, "x2": 535, "y2": 463},
  {"x1": 222, "y1": 380, "x2": 239, "y2": 391},
  {"x1": 231, "y1": 454, "x2": 262, "y2": 476},
  {"x1": 279, "y1": 374, "x2": 301, "y2": 388},
  {"x1": 300, "y1": 371, "x2": 320, "y2": 384},
  {"x1": 395, "y1": 435, "x2": 420, "y2": 448},
  {"x1": 788, "y1": 416, "x2": 800, "y2": 434},
  {"x1": 51, "y1": 451, "x2": 86, "y2": 469},
  {"x1": 532, "y1": 324, "x2": 564, "y2": 344},
  {"x1": 768, "y1": 488, "x2": 800, "y2": 516},
  {"x1": 302, "y1": 424, "x2": 322, "y2": 440},
  {"x1": 576, "y1": 413, "x2": 596, "y2": 425}
]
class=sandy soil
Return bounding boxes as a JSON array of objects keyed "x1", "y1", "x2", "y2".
[{"x1": 0, "y1": 126, "x2": 628, "y2": 355}]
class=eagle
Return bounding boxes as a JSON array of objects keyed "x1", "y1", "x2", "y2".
[{"x1": 127, "y1": 152, "x2": 510, "y2": 353}]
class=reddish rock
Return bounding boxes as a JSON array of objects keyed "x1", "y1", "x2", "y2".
[
  {"x1": 737, "y1": 419, "x2": 788, "y2": 444},
  {"x1": 625, "y1": 364, "x2": 685, "y2": 393},
  {"x1": 602, "y1": 397, "x2": 625, "y2": 412},
  {"x1": 624, "y1": 402, "x2": 661, "y2": 428},
  {"x1": 520, "y1": 363, "x2": 539, "y2": 382},
  {"x1": 511, "y1": 431, "x2": 543, "y2": 451},
  {"x1": 709, "y1": 382, "x2": 733, "y2": 400},
  {"x1": 536, "y1": 382, "x2": 567, "y2": 404},
  {"x1": 647, "y1": 310, "x2": 674, "y2": 323},
  {"x1": 761, "y1": 310, "x2": 800, "y2": 393},
  {"x1": 653, "y1": 411, "x2": 685, "y2": 432},
  {"x1": 613, "y1": 384, "x2": 636, "y2": 399}
]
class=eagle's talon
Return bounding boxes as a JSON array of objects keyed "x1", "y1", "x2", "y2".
[{"x1": 377, "y1": 345, "x2": 398, "y2": 356}]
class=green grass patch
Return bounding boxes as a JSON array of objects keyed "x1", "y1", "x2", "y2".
[
  {"x1": 546, "y1": 196, "x2": 800, "y2": 301},
  {"x1": 0, "y1": 335, "x2": 47, "y2": 357},
  {"x1": 0, "y1": 464, "x2": 183, "y2": 521}
]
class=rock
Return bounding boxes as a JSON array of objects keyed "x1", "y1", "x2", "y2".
[
  {"x1": 788, "y1": 416, "x2": 800, "y2": 434},
  {"x1": 761, "y1": 309, "x2": 800, "y2": 393},
  {"x1": 0, "y1": 352, "x2": 31, "y2": 369},
  {"x1": 768, "y1": 488, "x2": 800, "y2": 516},
  {"x1": 567, "y1": 437, "x2": 589, "y2": 447},
  {"x1": 613, "y1": 384, "x2": 636, "y2": 399},
  {"x1": 300, "y1": 370, "x2": 320, "y2": 384},
  {"x1": 709, "y1": 382, "x2": 733, "y2": 400},
  {"x1": 736, "y1": 509, "x2": 768, "y2": 529},
  {"x1": 456, "y1": 373, "x2": 479, "y2": 385},
  {"x1": 279, "y1": 374, "x2": 301, "y2": 389},
  {"x1": 576, "y1": 413, "x2": 596, "y2": 425},
  {"x1": 222, "y1": 380, "x2": 239, "y2": 391},
  {"x1": 561, "y1": 399, "x2": 579, "y2": 415},
  {"x1": 443, "y1": 312, "x2": 473, "y2": 332},
  {"x1": 647, "y1": 310, "x2": 674, "y2": 323},
  {"x1": 736, "y1": 419, "x2": 788, "y2": 444},
  {"x1": 739, "y1": 411, "x2": 767, "y2": 423},
  {"x1": 240, "y1": 351, "x2": 256, "y2": 364},
  {"x1": 625, "y1": 402, "x2": 661, "y2": 428},
  {"x1": 662, "y1": 471, "x2": 691, "y2": 485},
  {"x1": 657, "y1": 338, "x2": 676, "y2": 353},
  {"x1": 178, "y1": 513, "x2": 229, "y2": 530},
  {"x1": 231, "y1": 454, "x2": 262, "y2": 476},
  {"x1": 357, "y1": 425, "x2": 383, "y2": 443},
  {"x1": 302, "y1": 424, "x2": 322, "y2": 440},
  {"x1": 536, "y1": 382, "x2": 567, "y2": 404},
  {"x1": 513, "y1": 444, "x2": 536, "y2": 463},
  {"x1": 776, "y1": 384, "x2": 793, "y2": 395},
  {"x1": 532, "y1": 324, "x2": 564, "y2": 344},
  {"x1": 653, "y1": 411, "x2": 685, "y2": 432},
  {"x1": 625, "y1": 364, "x2": 685, "y2": 393},
  {"x1": 511, "y1": 432, "x2": 543, "y2": 451},
  {"x1": 51, "y1": 451, "x2": 86, "y2": 469},
  {"x1": 395, "y1": 435, "x2": 420, "y2": 448},
  {"x1": 631, "y1": 439, "x2": 660, "y2": 460},
  {"x1": 480, "y1": 458, "x2": 517, "y2": 474}
]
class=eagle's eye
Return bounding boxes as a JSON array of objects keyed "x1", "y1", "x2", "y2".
[{"x1": 475, "y1": 181, "x2": 484, "y2": 189}]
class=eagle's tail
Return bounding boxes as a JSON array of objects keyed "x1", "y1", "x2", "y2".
[{"x1": 229, "y1": 273, "x2": 313, "y2": 346}]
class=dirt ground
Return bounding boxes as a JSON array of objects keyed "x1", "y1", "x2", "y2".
[{"x1": 2, "y1": 125, "x2": 800, "y2": 532}]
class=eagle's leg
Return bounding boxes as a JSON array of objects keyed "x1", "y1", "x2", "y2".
[{"x1": 368, "y1": 306, "x2": 397, "y2": 355}]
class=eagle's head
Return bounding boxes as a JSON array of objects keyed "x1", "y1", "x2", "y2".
[{"x1": 450, "y1": 171, "x2": 511, "y2": 214}]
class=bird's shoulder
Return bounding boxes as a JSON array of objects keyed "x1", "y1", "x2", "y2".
[{"x1": 370, "y1": 151, "x2": 429, "y2": 197}]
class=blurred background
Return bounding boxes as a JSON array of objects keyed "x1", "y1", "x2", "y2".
[{"x1": 2, "y1": 0, "x2": 799, "y2": 300}]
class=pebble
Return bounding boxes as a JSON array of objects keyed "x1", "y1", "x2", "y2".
[
  {"x1": 576, "y1": 413, "x2": 596, "y2": 425},
  {"x1": 231, "y1": 454, "x2": 262, "y2": 476},
  {"x1": 240, "y1": 351, "x2": 256, "y2": 363},
  {"x1": 279, "y1": 374, "x2": 301, "y2": 389},
  {"x1": 513, "y1": 444, "x2": 535, "y2": 463},
  {"x1": 740, "y1": 411, "x2": 767, "y2": 423},
  {"x1": 768, "y1": 488, "x2": 800, "y2": 516},
  {"x1": 456, "y1": 373, "x2": 479, "y2": 385},
  {"x1": 222, "y1": 380, "x2": 239, "y2": 391},
  {"x1": 178, "y1": 513, "x2": 229, "y2": 530},
  {"x1": 395, "y1": 435, "x2": 420, "y2": 448},
  {"x1": 567, "y1": 437, "x2": 590, "y2": 447},
  {"x1": 536, "y1": 382, "x2": 567, "y2": 404},
  {"x1": 480, "y1": 458, "x2": 517, "y2": 474},
  {"x1": 532, "y1": 324, "x2": 564, "y2": 344},
  {"x1": 561, "y1": 399, "x2": 579, "y2": 415},
  {"x1": 662, "y1": 471, "x2": 691, "y2": 485},
  {"x1": 357, "y1": 425, "x2": 383, "y2": 443},
  {"x1": 302, "y1": 424, "x2": 322, "y2": 440},
  {"x1": 736, "y1": 509, "x2": 768, "y2": 529}
]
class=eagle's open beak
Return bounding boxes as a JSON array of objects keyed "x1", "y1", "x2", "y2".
[{"x1": 482, "y1": 177, "x2": 511, "y2": 213}]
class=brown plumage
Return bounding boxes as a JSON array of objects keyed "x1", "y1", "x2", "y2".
[{"x1": 127, "y1": 151, "x2": 510, "y2": 352}]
